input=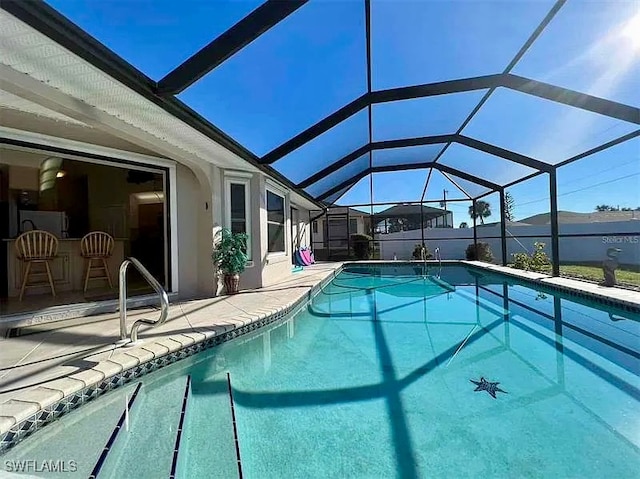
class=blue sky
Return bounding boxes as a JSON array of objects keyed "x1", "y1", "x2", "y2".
[{"x1": 46, "y1": 0, "x2": 639, "y2": 224}]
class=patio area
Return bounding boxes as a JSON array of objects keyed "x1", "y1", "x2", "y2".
[{"x1": 0, "y1": 263, "x2": 341, "y2": 429}]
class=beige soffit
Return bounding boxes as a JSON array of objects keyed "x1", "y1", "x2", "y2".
[{"x1": 0, "y1": 89, "x2": 86, "y2": 125}]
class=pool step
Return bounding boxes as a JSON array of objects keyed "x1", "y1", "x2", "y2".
[
  {"x1": 169, "y1": 376, "x2": 191, "y2": 479},
  {"x1": 89, "y1": 382, "x2": 144, "y2": 479},
  {"x1": 1, "y1": 381, "x2": 140, "y2": 479},
  {"x1": 93, "y1": 375, "x2": 188, "y2": 478},
  {"x1": 175, "y1": 371, "x2": 240, "y2": 479}
]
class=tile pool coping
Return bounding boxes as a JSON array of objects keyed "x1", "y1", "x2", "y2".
[
  {"x1": 0, "y1": 266, "x2": 341, "y2": 454},
  {"x1": 1, "y1": 259, "x2": 637, "y2": 453}
]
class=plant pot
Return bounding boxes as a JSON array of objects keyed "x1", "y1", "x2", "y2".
[{"x1": 223, "y1": 273, "x2": 240, "y2": 294}]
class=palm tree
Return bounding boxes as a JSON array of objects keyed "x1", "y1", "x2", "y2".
[{"x1": 469, "y1": 200, "x2": 492, "y2": 225}]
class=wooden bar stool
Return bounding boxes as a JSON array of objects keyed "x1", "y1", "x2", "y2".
[
  {"x1": 15, "y1": 230, "x2": 58, "y2": 301},
  {"x1": 81, "y1": 232, "x2": 115, "y2": 292}
]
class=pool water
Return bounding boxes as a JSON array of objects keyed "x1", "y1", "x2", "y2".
[{"x1": 3, "y1": 265, "x2": 639, "y2": 478}]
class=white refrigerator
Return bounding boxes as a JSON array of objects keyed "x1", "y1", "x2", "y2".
[{"x1": 18, "y1": 210, "x2": 69, "y2": 238}]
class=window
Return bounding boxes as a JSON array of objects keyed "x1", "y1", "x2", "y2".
[
  {"x1": 349, "y1": 218, "x2": 358, "y2": 234},
  {"x1": 267, "y1": 188, "x2": 286, "y2": 253},
  {"x1": 225, "y1": 176, "x2": 251, "y2": 260},
  {"x1": 312, "y1": 221, "x2": 318, "y2": 234}
]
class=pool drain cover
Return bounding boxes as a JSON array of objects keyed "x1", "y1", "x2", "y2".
[{"x1": 470, "y1": 377, "x2": 507, "y2": 399}]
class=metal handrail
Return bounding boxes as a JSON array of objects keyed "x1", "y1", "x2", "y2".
[
  {"x1": 118, "y1": 257, "x2": 169, "y2": 345},
  {"x1": 434, "y1": 247, "x2": 442, "y2": 268},
  {"x1": 420, "y1": 246, "x2": 428, "y2": 277}
]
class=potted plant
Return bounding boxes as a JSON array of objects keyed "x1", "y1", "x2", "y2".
[{"x1": 211, "y1": 228, "x2": 248, "y2": 294}]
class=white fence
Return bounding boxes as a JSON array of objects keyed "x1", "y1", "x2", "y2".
[{"x1": 376, "y1": 221, "x2": 640, "y2": 267}]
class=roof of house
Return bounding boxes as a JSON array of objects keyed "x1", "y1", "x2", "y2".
[
  {"x1": 519, "y1": 210, "x2": 640, "y2": 225},
  {"x1": 372, "y1": 203, "x2": 449, "y2": 219}
]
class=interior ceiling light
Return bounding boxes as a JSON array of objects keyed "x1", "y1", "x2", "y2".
[{"x1": 39, "y1": 156, "x2": 63, "y2": 191}]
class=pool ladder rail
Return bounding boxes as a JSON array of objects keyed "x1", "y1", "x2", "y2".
[
  {"x1": 421, "y1": 247, "x2": 442, "y2": 278},
  {"x1": 118, "y1": 257, "x2": 169, "y2": 347}
]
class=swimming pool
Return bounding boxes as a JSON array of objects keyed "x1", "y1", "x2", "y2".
[{"x1": 2, "y1": 265, "x2": 639, "y2": 478}]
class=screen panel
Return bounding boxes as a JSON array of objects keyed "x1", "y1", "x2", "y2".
[
  {"x1": 305, "y1": 153, "x2": 370, "y2": 198},
  {"x1": 371, "y1": 0, "x2": 555, "y2": 89},
  {"x1": 47, "y1": 0, "x2": 265, "y2": 78},
  {"x1": 271, "y1": 109, "x2": 369, "y2": 184},
  {"x1": 556, "y1": 138, "x2": 639, "y2": 286},
  {"x1": 423, "y1": 168, "x2": 472, "y2": 201},
  {"x1": 514, "y1": 0, "x2": 640, "y2": 107},
  {"x1": 462, "y1": 88, "x2": 638, "y2": 165},
  {"x1": 371, "y1": 144, "x2": 444, "y2": 168},
  {"x1": 334, "y1": 174, "x2": 372, "y2": 206},
  {"x1": 438, "y1": 143, "x2": 537, "y2": 186},
  {"x1": 179, "y1": 0, "x2": 367, "y2": 156},
  {"x1": 372, "y1": 168, "x2": 431, "y2": 204},
  {"x1": 557, "y1": 137, "x2": 640, "y2": 219},
  {"x1": 323, "y1": 183, "x2": 355, "y2": 206},
  {"x1": 371, "y1": 90, "x2": 488, "y2": 141},
  {"x1": 441, "y1": 172, "x2": 493, "y2": 199}
]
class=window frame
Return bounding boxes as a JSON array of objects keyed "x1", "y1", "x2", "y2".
[
  {"x1": 224, "y1": 175, "x2": 252, "y2": 261},
  {"x1": 349, "y1": 218, "x2": 358, "y2": 234},
  {"x1": 265, "y1": 183, "x2": 287, "y2": 256}
]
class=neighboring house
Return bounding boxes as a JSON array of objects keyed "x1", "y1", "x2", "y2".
[
  {"x1": 310, "y1": 204, "x2": 452, "y2": 260},
  {"x1": 373, "y1": 204, "x2": 452, "y2": 233},
  {"x1": 311, "y1": 207, "x2": 370, "y2": 260},
  {"x1": 0, "y1": 7, "x2": 319, "y2": 322}
]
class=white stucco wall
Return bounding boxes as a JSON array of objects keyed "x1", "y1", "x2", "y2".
[
  {"x1": 175, "y1": 162, "x2": 215, "y2": 299},
  {"x1": 206, "y1": 170, "x2": 315, "y2": 293}
]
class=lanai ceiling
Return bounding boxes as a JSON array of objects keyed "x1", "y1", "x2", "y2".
[{"x1": 2, "y1": 0, "x2": 639, "y2": 206}]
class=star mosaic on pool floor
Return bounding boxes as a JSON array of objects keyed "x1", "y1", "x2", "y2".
[{"x1": 470, "y1": 377, "x2": 507, "y2": 398}]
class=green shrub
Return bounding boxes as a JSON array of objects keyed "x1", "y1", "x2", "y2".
[
  {"x1": 512, "y1": 252, "x2": 530, "y2": 270},
  {"x1": 351, "y1": 233, "x2": 373, "y2": 260},
  {"x1": 511, "y1": 242, "x2": 550, "y2": 272},
  {"x1": 412, "y1": 243, "x2": 433, "y2": 260},
  {"x1": 530, "y1": 242, "x2": 551, "y2": 272},
  {"x1": 465, "y1": 242, "x2": 494, "y2": 262}
]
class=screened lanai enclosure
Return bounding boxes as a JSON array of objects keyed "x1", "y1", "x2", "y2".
[{"x1": 15, "y1": 0, "x2": 639, "y2": 286}]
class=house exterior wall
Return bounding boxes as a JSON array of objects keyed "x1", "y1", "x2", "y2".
[
  {"x1": 210, "y1": 171, "x2": 313, "y2": 291},
  {"x1": 0, "y1": 132, "x2": 315, "y2": 303},
  {"x1": 175, "y1": 162, "x2": 216, "y2": 299},
  {"x1": 259, "y1": 176, "x2": 292, "y2": 287}
]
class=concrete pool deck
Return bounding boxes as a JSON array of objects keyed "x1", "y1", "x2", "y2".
[
  {"x1": 0, "y1": 262, "x2": 342, "y2": 444},
  {"x1": 1, "y1": 259, "x2": 638, "y2": 451},
  {"x1": 463, "y1": 261, "x2": 640, "y2": 309}
]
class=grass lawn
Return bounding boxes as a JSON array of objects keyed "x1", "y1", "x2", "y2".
[
  {"x1": 558, "y1": 265, "x2": 640, "y2": 288},
  {"x1": 506, "y1": 263, "x2": 640, "y2": 289}
]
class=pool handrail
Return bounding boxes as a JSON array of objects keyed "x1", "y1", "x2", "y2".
[{"x1": 118, "y1": 257, "x2": 169, "y2": 344}]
